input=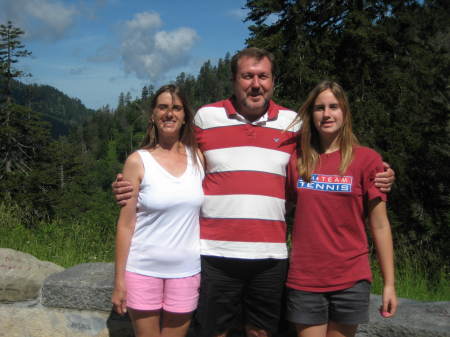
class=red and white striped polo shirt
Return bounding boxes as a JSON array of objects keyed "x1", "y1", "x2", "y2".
[{"x1": 194, "y1": 98, "x2": 300, "y2": 259}]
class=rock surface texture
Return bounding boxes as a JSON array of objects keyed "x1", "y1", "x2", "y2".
[
  {"x1": 42, "y1": 262, "x2": 114, "y2": 311},
  {"x1": 0, "y1": 249, "x2": 449, "y2": 337},
  {"x1": 0, "y1": 248, "x2": 64, "y2": 302},
  {"x1": 355, "y1": 295, "x2": 450, "y2": 337}
]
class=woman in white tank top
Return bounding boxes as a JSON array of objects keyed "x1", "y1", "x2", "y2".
[{"x1": 112, "y1": 85, "x2": 204, "y2": 337}]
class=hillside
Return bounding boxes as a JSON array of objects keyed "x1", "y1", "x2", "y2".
[{"x1": 10, "y1": 79, "x2": 95, "y2": 137}]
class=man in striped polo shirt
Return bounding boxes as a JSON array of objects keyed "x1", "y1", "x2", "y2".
[
  {"x1": 113, "y1": 47, "x2": 394, "y2": 337},
  {"x1": 193, "y1": 47, "x2": 298, "y2": 337}
]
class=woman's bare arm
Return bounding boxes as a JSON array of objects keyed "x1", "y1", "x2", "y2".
[{"x1": 111, "y1": 152, "x2": 143, "y2": 315}]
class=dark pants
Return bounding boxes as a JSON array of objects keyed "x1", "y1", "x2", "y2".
[{"x1": 195, "y1": 256, "x2": 288, "y2": 337}]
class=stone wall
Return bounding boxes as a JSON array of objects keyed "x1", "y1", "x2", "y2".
[{"x1": 1, "y1": 248, "x2": 449, "y2": 337}]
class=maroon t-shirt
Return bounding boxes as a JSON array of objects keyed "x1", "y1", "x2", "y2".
[{"x1": 286, "y1": 146, "x2": 387, "y2": 292}]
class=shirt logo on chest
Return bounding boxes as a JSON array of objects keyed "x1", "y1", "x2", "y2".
[{"x1": 297, "y1": 174, "x2": 353, "y2": 192}]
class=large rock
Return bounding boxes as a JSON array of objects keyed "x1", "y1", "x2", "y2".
[
  {"x1": 0, "y1": 248, "x2": 64, "y2": 302},
  {"x1": 0, "y1": 304, "x2": 133, "y2": 337},
  {"x1": 355, "y1": 295, "x2": 450, "y2": 337},
  {"x1": 217, "y1": 296, "x2": 450, "y2": 337},
  {"x1": 42, "y1": 263, "x2": 114, "y2": 311},
  {"x1": 2, "y1": 253, "x2": 449, "y2": 337}
]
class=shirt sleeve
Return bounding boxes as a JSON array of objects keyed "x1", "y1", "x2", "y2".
[{"x1": 193, "y1": 109, "x2": 204, "y2": 151}]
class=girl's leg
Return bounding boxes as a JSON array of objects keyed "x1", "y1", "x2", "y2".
[
  {"x1": 161, "y1": 311, "x2": 193, "y2": 337},
  {"x1": 326, "y1": 321, "x2": 357, "y2": 337},
  {"x1": 295, "y1": 322, "x2": 357, "y2": 337},
  {"x1": 128, "y1": 308, "x2": 161, "y2": 337},
  {"x1": 295, "y1": 323, "x2": 328, "y2": 337},
  {"x1": 326, "y1": 281, "x2": 369, "y2": 337}
]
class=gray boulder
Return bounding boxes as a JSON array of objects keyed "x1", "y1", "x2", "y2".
[
  {"x1": 190, "y1": 295, "x2": 450, "y2": 337},
  {"x1": 355, "y1": 295, "x2": 450, "y2": 337},
  {"x1": 0, "y1": 304, "x2": 133, "y2": 337},
  {"x1": 0, "y1": 248, "x2": 64, "y2": 302},
  {"x1": 42, "y1": 262, "x2": 114, "y2": 311},
  {"x1": 2, "y1": 251, "x2": 448, "y2": 337}
]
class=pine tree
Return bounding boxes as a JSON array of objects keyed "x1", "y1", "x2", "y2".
[
  {"x1": 244, "y1": 0, "x2": 450, "y2": 269},
  {"x1": 0, "y1": 21, "x2": 48, "y2": 177},
  {"x1": 0, "y1": 21, "x2": 31, "y2": 105},
  {"x1": 0, "y1": 103, "x2": 50, "y2": 176},
  {"x1": 117, "y1": 92, "x2": 125, "y2": 110},
  {"x1": 125, "y1": 92, "x2": 132, "y2": 105},
  {"x1": 141, "y1": 85, "x2": 149, "y2": 101}
]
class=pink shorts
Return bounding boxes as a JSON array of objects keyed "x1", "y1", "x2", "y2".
[{"x1": 125, "y1": 271, "x2": 201, "y2": 313}]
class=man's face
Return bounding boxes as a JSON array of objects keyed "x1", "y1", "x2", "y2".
[{"x1": 233, "y1": 56, "x2": 274, "y2": 120}]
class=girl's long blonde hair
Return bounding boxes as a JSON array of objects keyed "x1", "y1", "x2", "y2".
[{"x1": 292, "y1": 81, "x2": 359, "y2": 182}]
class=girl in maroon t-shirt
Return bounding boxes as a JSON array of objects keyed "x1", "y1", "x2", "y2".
[{"x1": 286, "y1": 81, "x2": 397, "y2": 337}]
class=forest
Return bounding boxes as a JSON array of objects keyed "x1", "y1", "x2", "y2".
[{"x1": 0, "y1": 0, "x2": 449, "y2": 300}]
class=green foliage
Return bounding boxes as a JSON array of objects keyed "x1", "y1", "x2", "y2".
[
  {"x1": 0, "y1": 21, "x2": 31, "y2": 104},
  {"x1": 0, "y1": 104, "x2": 53, "y2": 225},
  {"x1": 0, "y1": 103, "x2": 50, "y2": 175},
  {"x1": 2, "y1": 198, "x2": 447, "y2": 300},
  {"x1": 0, "y1": 13, "x2": 448, "y2": 302},
  {"x1": 10, "y1": 80, "x2": 95, "y2": 138},
  {"x1": 371, "y1": 240, "x2": 450, "y2": 301},
  {"x1": 0, "y1": 202, "x2": 115, "y2": 267},
  {"x1": 175, "y1": 53, "x2": 233, "y2": 109},
  {"x1": 245, "y1": 0, "x2": 450, "y2": 272}
]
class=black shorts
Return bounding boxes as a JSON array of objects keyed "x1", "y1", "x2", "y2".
[
  {"x1": 196, "y1": 256, "x2": 288, "y2": 336},
  {"x1": 286, "y1": 281, "x2": 371, "y2": 326}
]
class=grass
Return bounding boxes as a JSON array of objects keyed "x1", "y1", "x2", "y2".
[
  {"x1": 1, "y1": 202, "x2": 448, "y2": 301},
  {"x1": 0, "y1": 202, "x2": 115, "y2": 267},
  {"x1": 371, "y1": 243, "x2": 450, "y2": 302}
]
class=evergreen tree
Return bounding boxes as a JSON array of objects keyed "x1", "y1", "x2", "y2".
[
  {"x1": 147, "y1": 84, "x2": 155, "y2": 97},
  {"x1": 0, "y1": 21, "x2": 49, "y2": 177},
  {"x1": 0, "y1": 103, "x2": 50, "y2": 176},
  {"x1": 244, "y1": 0, "x2": 450, "y2": 267},
  {"x1": 196, "y1": 60, "x2": 218, "y2": 104},
  {"x1": 175, "y1": 72, "x2": 198, "y2": 108},
  {"x1": 10, "y1": 80, "x2": 94, "y2": 138},
  {"x1": 141, "y1": 85, "x2": 149, "y2": 101},
  {"x1": 125, "y1": 91, "x2": 132, "y2": 105},
  {"x1": 117, "y1": 92, "x2": 125, "y2": 110},
  {"x1": 216, "y1": 53, "x2": 233, "y2": 98},
  {"x1": 0, "y1": 21, "x2": 31, "y2": 105}
]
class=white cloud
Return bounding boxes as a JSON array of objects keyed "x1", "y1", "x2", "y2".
[
  {"x1": 0, "y1": 0, "x2": 78, "y2": 41},
  {"x1": 126, "y1": 11, "x2": 161, "y2": 31},
  {"x1": 119, "y1": 11, "x2": 198, "y2": 81}
]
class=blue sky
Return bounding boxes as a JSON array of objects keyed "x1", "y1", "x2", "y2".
[{"x1": 0, "y1": 0, "x2": 252, "y2": 109}]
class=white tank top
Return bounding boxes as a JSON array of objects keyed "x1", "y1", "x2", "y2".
[{"x1": 126, "y1": 148, "x2": 204, "y2": 278}]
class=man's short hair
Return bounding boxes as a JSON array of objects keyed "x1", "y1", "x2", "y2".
[{"x1": 231, "y1": 47, "x2": 276, "y2": 80}]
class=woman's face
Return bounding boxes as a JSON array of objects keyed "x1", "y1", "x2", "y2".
[
  {"x1": 312, "y1": 89, "x2": 344, "y2": 141},
  {"x1": 152, "y1": 92, "x2": 185, "y2": 138}
]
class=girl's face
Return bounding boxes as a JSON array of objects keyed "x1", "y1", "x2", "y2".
[
  {"x1": 152, "y1": 92, "x2": 185, "y2": 138},
  {"x1": 312, "y1": 89, "x2": 344, "y2": 142}
]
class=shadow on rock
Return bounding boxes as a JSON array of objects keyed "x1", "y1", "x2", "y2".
[{"x1": 106, "y1": 310, "x2": 134, "y2": 337}]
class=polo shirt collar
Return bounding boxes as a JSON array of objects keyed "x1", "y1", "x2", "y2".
[{"x1": 224, "y1": 97, "x2": 280, "y2": 122}]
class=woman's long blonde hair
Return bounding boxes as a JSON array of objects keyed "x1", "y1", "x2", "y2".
[{"x1": 292, "y1": 81, "x2": 359, "y2": 182}]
